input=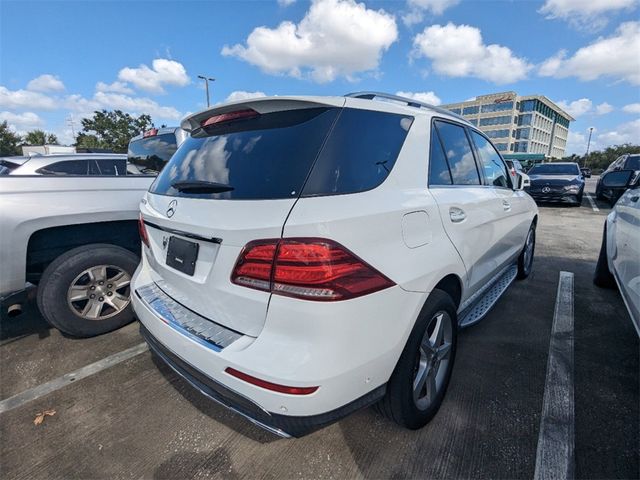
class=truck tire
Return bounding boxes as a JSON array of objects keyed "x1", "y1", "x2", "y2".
[
  {"x1": 377, "y1": 289, "x2": 457, "y2": 429},
  {"x1": 593, "y1": 224, "x2": 616, "y2": 289},
  {"x1": 37, "y1": 244, "x2": 140, "y2": 337}
]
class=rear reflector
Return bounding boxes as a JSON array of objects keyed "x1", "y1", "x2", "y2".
[
  {"x1": 143, "y1": 128, "x2": 158, "y2": 138},
  {"x1": 201, "y1": 109, "x2": 259, "y2": 127},
  {"x1": 225, "y1": 367, "x2": 319, "y2": 395},
  {"x1": 138, "y1": 214, "x2": 150, "y2": 248},
  {"x1": 231, "y1": 238, "x2": 395, "y2": 301}
]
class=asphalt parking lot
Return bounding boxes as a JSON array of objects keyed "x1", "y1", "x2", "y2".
[{"x1": 0, "y1": 177, "x2": 637, "y2": 480}]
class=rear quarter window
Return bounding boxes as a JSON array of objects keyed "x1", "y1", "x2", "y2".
[{"x1": 301, "y1": 109, "x2": 413, "y2": 196}]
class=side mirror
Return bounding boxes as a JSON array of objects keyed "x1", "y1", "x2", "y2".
[
  {"x1": 517, "y1": 172, "x2": 531, "y2": 191},
  {"x1": 601, "y1": 170, "x2": 634, "y2": 189}
]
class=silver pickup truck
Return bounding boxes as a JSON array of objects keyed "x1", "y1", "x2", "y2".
[{"x1": 0, "y1": 128, "x2": 183, "y2": 337}]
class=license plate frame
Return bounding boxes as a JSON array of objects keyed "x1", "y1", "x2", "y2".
[{"x1": 166, "y1": 236, "x2": 199, "y2": 276}]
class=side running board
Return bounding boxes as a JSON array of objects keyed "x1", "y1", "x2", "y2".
[{"x1": 458, "y1": 265, "x2": 518, "y2": 328}]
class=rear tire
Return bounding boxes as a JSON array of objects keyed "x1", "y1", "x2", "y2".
[
  {"x1": 377, "y1": 289, "x2": 457, "y2": 429},
  {"x1": 594, "y1": 224, "x2": 616, "y2": 289},
  {"x1": 517, "y1": 223, "x2": 536, "y2": 279},
  {"x1": 37, "y1": 244, "x2": 139, "y2": 337}
]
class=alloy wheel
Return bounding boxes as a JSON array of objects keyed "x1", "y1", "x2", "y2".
[{"x1": 67, "y1": 265, "x2": 131, "y2": 320}]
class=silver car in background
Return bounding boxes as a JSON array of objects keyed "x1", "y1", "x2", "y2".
[{"x1": 0, "y1": 153, "x2": 128, "y2": 176}]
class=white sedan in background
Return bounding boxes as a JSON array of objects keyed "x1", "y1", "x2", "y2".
[{"x1": 594, "y1": 169, "x2": 640, "y2": 335}]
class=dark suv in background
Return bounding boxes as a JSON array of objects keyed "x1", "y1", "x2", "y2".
[{"x1": 596, "y1": 153, "x2": 640, "y2": 205}]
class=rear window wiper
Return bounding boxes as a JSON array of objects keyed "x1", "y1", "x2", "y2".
[{"x1": 171, "y1": 180, "x2": 234, "y2": 193}]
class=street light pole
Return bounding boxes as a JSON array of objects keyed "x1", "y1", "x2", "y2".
[
  {"x1": 197, "y1": 75, "x2": 216, "y2": 107},
  {"x1": 585, "y1": 127, "x2": 594, "y2": 167}
]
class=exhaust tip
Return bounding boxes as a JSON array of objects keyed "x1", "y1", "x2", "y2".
[{"x1": 7, "y1": 304, "x2": 23, "y2": 317}]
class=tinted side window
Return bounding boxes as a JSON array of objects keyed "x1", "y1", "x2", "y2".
[
  {"x1": 470, "y1": 131, "x2": 511, "y2": 188},
  {"x1": 428, "y1": 124, "x2": 452, "y2": 185},
  {"x1": 434, "y1": 121, "x2": 480, "y2": 185},
  {"x1": 302, "y1": 109, "x2": 413, "y2": 196},
  {"x1": 38, "y1": 160, "x2": 90, "y2": 175},
  {"x1": 93, "y1": 159, "x2": 127, "y2": 175},
  {"x1": 625, "y1": 155, "x2": 640, "y2": 170}
]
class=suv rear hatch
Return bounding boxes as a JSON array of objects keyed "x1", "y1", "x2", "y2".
[
  {"x1": 140, "y1": 97, "x2": 413, "y2": 337},
  {"x1": 140, "y1": 98, "x2": 346, "y2": 337}
]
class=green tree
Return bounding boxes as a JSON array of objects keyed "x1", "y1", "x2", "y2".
[
  {"x1": 563, "y1": 144, "x2": 640, "y2": 171},
  {"x1": 0, "y1": 121, "x2": 23, "y2": 156},
  {"x1": 23, "y1": 129, "x2": 59, "y2": 145},
  {"x1": 75, "y1": 110, "x2": 153, "y2": 153}
]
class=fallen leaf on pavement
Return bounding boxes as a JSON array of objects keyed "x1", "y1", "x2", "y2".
[{"x1": 33, "y1": 409, "x2": 56, "y2": 425}]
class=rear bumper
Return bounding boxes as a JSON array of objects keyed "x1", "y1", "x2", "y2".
[{"x1": 141, "y1": 324, "x2": 385, "y2": 437}]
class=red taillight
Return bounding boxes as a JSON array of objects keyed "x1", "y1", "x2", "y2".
[
  {"x1": 225, "y1": 367, "x2": 318, "y2": 395},
  {"x1": 138, "y1": 214, "x2": 150, "y2": 248},
  {"x1": 231, "y1": 238, "x2": 395, "y2": 301},
  {"x1": 201, "y1": 109, "x2": 259, "y2": 127},
  {"x1": 143, "y1": 128, "x2": 158, "y2": 138}
]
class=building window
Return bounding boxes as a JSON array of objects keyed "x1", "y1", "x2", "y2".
[
  {"x1": 516, "y1": 128, "x2": 531, "y2": 139},
  {"x1": 520, "y1": 100, "x2": 535, "y2": 112},
  {"x1": 514, "y1": 141, "x2": 528, "y2": 152},
  {"x1": 479, "y1": 115, "x2": 512, "y2": 126},
  {"x1": 518, "y1": 114, "x2": 532, "y2": 126},
  {"x1": 449, "y1": 108, "x2": 462, "y2": 114},
  {"x1": 494, "y1": 143, "x2": 508, "y2": 152},
  {"x1": 463, "y1": 105, "x2": 479, "y2": 115},
  {"x1": 468, "y1": 118, "x2": 478, "y2": 126},
  {"x1": 481, "y1": 101, "x2": 514, "y2": 113},
  {"x1": 485, "y1": 129, "x2": 510, "y2": 139}
]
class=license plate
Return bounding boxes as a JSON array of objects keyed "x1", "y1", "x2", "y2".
[{"x1": 166, "y1": 236, "x2": 199, "y2": 276}]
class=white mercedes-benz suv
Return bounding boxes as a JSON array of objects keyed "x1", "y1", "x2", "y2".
[{"x1": 132, "y1": 92, "x2": 538, "y2": 437}]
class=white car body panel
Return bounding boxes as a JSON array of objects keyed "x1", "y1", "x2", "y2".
[{"x1": 606, "y1": 185, "x2": 640, "y2": 334}]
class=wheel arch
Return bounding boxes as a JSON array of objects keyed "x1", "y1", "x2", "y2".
[
  {"x1": 26, "y1": 220, "x2": 140, "y2": 284},
  {"x1": 432, "y1": 274, "x2": 463, "y2": 311}
]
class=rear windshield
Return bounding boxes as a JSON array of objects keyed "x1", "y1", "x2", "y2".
[
  {"x1": 127, "y1": 133, "x2": 177, "y2": 175},
  {"x1": 529, "y1": 163, "x2": 580, "y2": 175},
  {"x1": 626, "y1": 155, "x2": 640, "y2": 170},
  {"x1": 150, "y1": 107, "x2": 413, "y2": 200}
]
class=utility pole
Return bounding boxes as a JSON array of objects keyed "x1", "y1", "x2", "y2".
[
  {"x1": 585, "y1": 127, "x2": 594, "y2": 167},
  {"x1": 66, "y1": 115, "x2": 76, "y2": 143},
  {"x1": 197, "y1": 75, "x2": 216, "y2": 107}
]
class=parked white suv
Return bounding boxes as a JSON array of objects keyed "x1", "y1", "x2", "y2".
[{"x1": 132, "y1": 92, "x2": 538, "y2": 437}]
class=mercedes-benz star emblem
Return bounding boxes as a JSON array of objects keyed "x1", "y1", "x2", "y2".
[
  {"x1": 542, "y1": 186, "x2": 551, "y2": 193},
  {"x1": 166, "y1": 200, "x2": 178, "y2": 218}
]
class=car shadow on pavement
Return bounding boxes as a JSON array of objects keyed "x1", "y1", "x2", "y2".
[
  {"x1": 150, "y1": 354, "x2": 280, "y2": 445},
  {"x1": 0, "y1": 293, "x2": 53, "y2": 344}
]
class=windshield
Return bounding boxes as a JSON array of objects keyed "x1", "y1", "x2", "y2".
[
  {"x1": 528, "y1": 163, "x2": 580, "y2": 176},
  {"x1": 626, "y1": 155, "x2": 640, "y2": 170},
  {"x1": 127, "y1": 133, "x2": 177, "y2": 175}
]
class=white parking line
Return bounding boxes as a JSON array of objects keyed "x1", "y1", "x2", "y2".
[
  {"x1": 534, "y1": 271, "x2": 575, "y2": 480},
  {"x1": 0, "y1": 342, "x2": 148, "y2": 414},
  {"x1": 585, "y1": 193, "x2": 599, "y2": 212}
]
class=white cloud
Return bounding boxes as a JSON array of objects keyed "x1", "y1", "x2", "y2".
[
  {"x1": 539, "y1": 21, "x2": 640, "y2": 85},
  {"x1": 223, "y1": 91, "x2": 267, "y2": 103},
  {"x1": 556, "y1": 98, "x2": 613, "y2": 118},
  {"x1": 403, "y1": 0, "x2": 460, "y2": 26},
  {"x1": 539, "y1": 0, "x2": 638, "y2": 29},
  {"x1": 96, "y1": 81, "x2": 134, "y2": 95},
  {"x1": 0, "y1": 86, "x2": 58, "y2": 110},
  {"x1": 221, "y1": 0, "x2": 398, "y2": 83},
  {"x1": 93, "y1": 92, "x2": 181, "y2": 119},
  {"x1": 412, "y1": 23, "x2": 532, "y2": 84},
  {"x1": 597, "y1": 118, "x2": 640, "y2": 145},
  {"x1": 0, "y1": 111, "x2": 44, "y2": 133},
  {"x1": 622, "y1": 102, "x2": 640, "y2": 114},
  {"x1": 26, "y1": 74, "x2": 65, "y2": 92},
  {"x1": 565, "y1": 130, "x2": 589, "y2": 155},
  {"x1": 118, "y1": 58, "x2": 190, "y2": 93},
  {"x1": 395, "y1": 90, "x2": 441, "y2": 105},
  {"x1": 595, "y1": 102, "x2": 613, "y2": 115},
  {"x1": 278, "y1": 0, "x2": 296, "y2": 5}
]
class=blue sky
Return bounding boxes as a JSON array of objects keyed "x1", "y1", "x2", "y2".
[{"x1": 1, "y1": 0, "x2": 639, "y2": 154}]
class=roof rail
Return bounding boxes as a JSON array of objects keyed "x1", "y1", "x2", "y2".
[{"x1": 345, "y1": 91, "x2": 468, "y2": 122}]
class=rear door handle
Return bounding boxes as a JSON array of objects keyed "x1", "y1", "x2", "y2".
[
  {"x1": 502, "y1": 200, "x2": 511, "y2": 211},
  {"x1": 449, "y1": 207, "x2": 466, "y2": 223}
]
